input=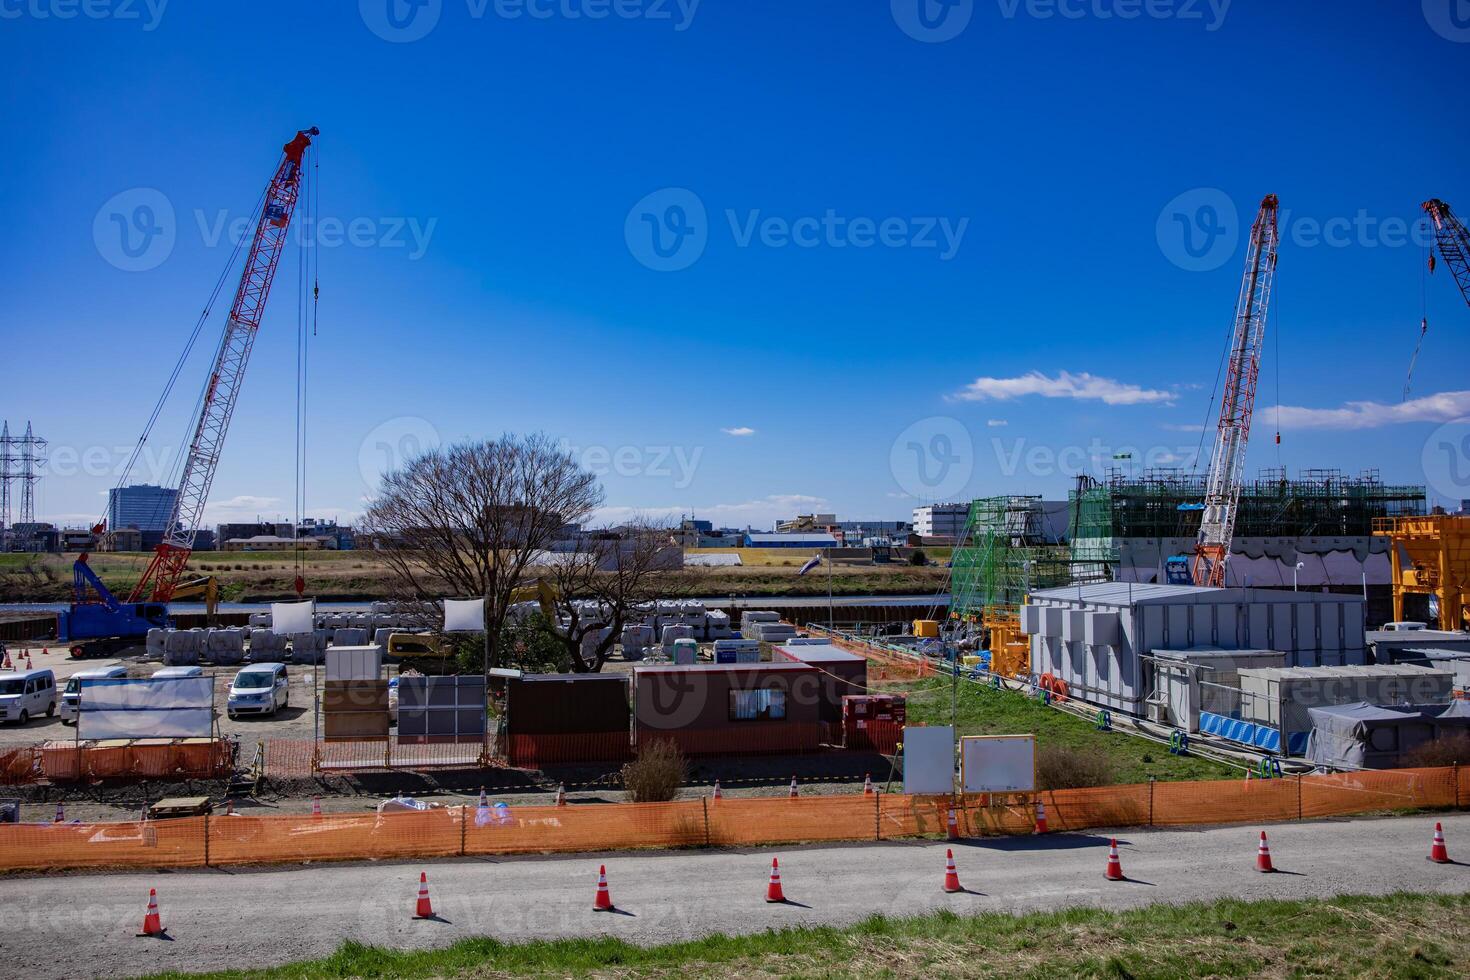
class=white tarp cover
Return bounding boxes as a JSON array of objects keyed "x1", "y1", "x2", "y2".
[
  {"x1": 270, "y1": 600, "x2": 316, "y2": 636},
  {"x1": 78, "y1": 676, "x2": 214, "y2": 739},
  {"x1": 443, "y1": 598, "x2": 486, "y2": 632}
]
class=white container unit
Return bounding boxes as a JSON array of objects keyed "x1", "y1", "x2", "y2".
[{"x1": 325, "y1": 646, "x2": 383, "y2": 682}]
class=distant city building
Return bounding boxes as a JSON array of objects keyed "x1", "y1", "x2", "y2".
[
  {"x1": 912, "y1": 503, "x2": 971, "y2": 539},
  {"x1": 100, "y1": 527, "x2": 143, "y2": 552},
  {"x1": 223, "y1": 535, "x2": 328, "y2": 552},
  {"x1": 107, "y1": 484, "x2": 178, "y2": 533},
  {"x1": 744, "y1": 532, "x2": 837, "y2": 549},
  {"x1": 775, "y1": 513, "x2": 838, "y2": 533}
]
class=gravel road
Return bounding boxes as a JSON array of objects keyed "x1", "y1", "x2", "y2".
[{"x1": 2, "y1": 813, "x2": 1466, "y2": 978}]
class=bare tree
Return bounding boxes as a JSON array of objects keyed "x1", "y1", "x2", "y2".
[
  {"x1": 541, "y1": 519, "x2": 684, "y2": 672},
  {"x1": 360, "y1": 433, "x2": 602, "y2": 670}
]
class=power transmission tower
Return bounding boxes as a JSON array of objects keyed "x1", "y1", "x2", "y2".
[{"x1": 0, "y1": 421, "x2": 11, "y2": 547}]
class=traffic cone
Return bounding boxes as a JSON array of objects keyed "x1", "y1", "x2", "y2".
[
  {"x1": 1255, "y1": 831, "x2": 1274, "y2": 873},
  {"x1": 138, "y1": 888, "x2": 164, "y2": 937},
  {"x1": 947, "y1": 806, "x2": 960, "y2": 841},
  {"x1": 225, "y1": 799, "x2": 235, "y2": 816},
  {"x1": 1104, "y1": 839, "x2": 1125, "y2": 881},
  {"x1": 1, "y1": 650, "x2": 11, "y2": 669},
  {"x1": 863, "y1": 773, "x2": 874, "y2": 795},
  {"x1": 1034, "y1": 800, "x2": 1048, "y2": 834},
  {"x1": 556, "y1": 783, "x2": 567, "y2": 807},
  {"x1": 414, "y1": 872, "x2": 434, "y2": 919},
  {"x1": 24, "y1": 652, "x2": 32, "y2": 669},
  {"x1": 41, "y1": 646, "x2": 49, "y2": 656},
  {"x1": 789, "y1": 776, "x2": 798, "y2": 798},
  {"x1": 1430, "y1": 822, "x2": 1451, "y2": 864},
  {"x1": 53, "y1": 802, "x2": 64, "y2": 823},
  {"x1": 311, "y1": 795, "x2": 322, "y2": 819},
  {"x1": 478, "y1": 787, "x2": 488, "y2": 808},
  {"x1": 712, "y1": 779, "x2": 723, "y2": 801},
  {"x1": 593, "y1": 864, "x2": 614, "y2": 911},
  {"x1": 765, "y1": 857, "x2": 786, "y2": 903},
  {"x1": 943, "y1": 848, "x2": 962, "y2": 893}
]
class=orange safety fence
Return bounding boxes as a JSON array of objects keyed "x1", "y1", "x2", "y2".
[
  {"x1": 2, "y1": 765, "x2": 1467, "y2": 872},
  {"x1": 0, "y1": 740, "x2": 233, "y2": 784}
]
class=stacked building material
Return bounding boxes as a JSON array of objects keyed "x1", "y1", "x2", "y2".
[{"x1": 322, "y1": 647, "x2": 389, "y2": 741}]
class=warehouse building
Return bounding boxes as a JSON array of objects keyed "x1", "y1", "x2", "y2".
[
  {"x1": 1019, "y1": 582, "x2": 1369, "y2": 718},
  {"x1": 633, "y1": 661, "x2": 824, "y2": 756}
]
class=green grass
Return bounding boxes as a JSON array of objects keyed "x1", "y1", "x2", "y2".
[
  {"x1": 150, "y1": 892, "x2": 1470, "y2": 978},
  {"x1": 883, "y1": 676, "x2": 1236, "y2": 784}
]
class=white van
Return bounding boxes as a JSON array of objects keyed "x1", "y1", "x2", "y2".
[
  {"x1": 227, "y1": 663, "x2": 289, "y2": 718},
  {"x1": 152, "y1": 666, "x2": 204, "y2": 679},
  {"x1": 0, "y1": 669, "x2": 57, "y2": 725},
  {"x1": 60, "y1": 666, "x2": 129, "y2": 724}
]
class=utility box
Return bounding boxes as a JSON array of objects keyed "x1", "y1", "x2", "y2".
[{"x1": 325, "y1": 646, "x2": 382, "y2": 682}]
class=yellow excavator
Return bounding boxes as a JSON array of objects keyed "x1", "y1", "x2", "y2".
[
  {"x1": 384, "y1": 579, "x2": 561, "y2": 671},
  {"x1": 171, "y1": 575, "x2": 220, "y2": 626}
]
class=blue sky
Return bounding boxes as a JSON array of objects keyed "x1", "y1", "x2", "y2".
[{"x1": 2, "y1": 0, "x2": 1469, "y2": 532}]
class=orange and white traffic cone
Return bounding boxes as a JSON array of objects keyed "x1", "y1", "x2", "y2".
[
  {"x1": 478, "y1": 787, "x2": 488, "y2": 809},
  {"x1": 138, "y1": 888, "x2": 164, "y2": 937},
  {"x1": 712, "y1": 779, "x2": 723, "y2": 801},
  {"x1": 225, "y1": 799, "x2": 235, "y2": 816},
  {"x1": 593, "y1": 864, "x2": 614, "y2": 911},
  {"x1": 863, "y1": 773, "x2": 874, "y2": 795},
  {"x1": 53, "y1": 802, "x2": 64, "y2": 823},
  {"x1": 24, "y1": 652, "x2": 32, "y2": 669},
  {"x1": 1034, "y1": 800, "x2": 1048, "y2": 834},
  {"x1": 765, "y1": 857, "x2": 786, "y2": 903},
  {"x1": 556, "y1": 783, "x2": 567, "y2": 807},
  {"x1": 789, "y1": 776, "x2": 798, "y2": 799},
  {"x1": 311, "y1": 795, "x2": 322, "y2": 819},
  {"x1": 414, "y1": 872, "x2": 434, "y2": 919},
  {"x1": 1255, "y1": 831, "x2": 1274, "y2": 873},
  {"x1": 947, "y1": 806, "x2": 960, "y2": 841},
  {"x1": 1104, "y1": 839, "x2": 1125, "y2": 881},
  {"x1": 1430, "y1": 822, "x2": 1451, "y2": 864},
  {"x1": 943, "y1": 848, "x2": 962, "y2": 893},
  {"x1": 1, "y1": 650, "x2": 11, "y2": 669},
  {"x1": 41, "y1": 646, "x2": 49, "y2": 656}
]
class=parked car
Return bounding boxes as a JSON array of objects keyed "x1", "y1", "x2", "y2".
[
  {"x1": 1382, "y1": 621, "x2": 1428, "y2": 632},
  {"x1": 227, "y1": 663, "x2": 289, "y2": 718},
  {"x1": 60, "y1": 666, "x2": 128, "y2": 725},
  {"x1": 151, "y1": 666, "x2": 204, "y2": 679},
  {"x1": 0, "y1": 668, "x2": 57, "y2": 725}
]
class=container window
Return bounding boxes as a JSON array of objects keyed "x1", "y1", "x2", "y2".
[{"x1": 730, "y1": 689, "x2": 786, "y2": 721}]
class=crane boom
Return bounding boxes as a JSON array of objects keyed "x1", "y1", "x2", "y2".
[
  {"x1": 1191, "y1": 194, "x2": 1280, "y2": 588},
  {"x1": 1423, "y1": 199, "x2": 1470, "y2": 310},
  {"x1": 127, "y1": 127, "x2": 318, "y2": 604}
]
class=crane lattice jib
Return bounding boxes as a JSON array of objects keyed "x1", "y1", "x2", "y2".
[
  {"x1": 128, "y1": 128, "x2": 318, "y2": 604},
  {"x1": 1424, "y1": 199, "x2": 1470, "y2": 310},
  {"x1": 1192, "y1": 194, "x2": 1279, "y2": 588}
]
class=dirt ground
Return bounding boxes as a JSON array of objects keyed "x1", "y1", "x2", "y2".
[{"x1": 2, "y1": 641, "x2": 895, "y2": 825}]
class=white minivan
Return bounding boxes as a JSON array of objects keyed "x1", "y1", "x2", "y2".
[
  {"x1": 60, "y1": 666, "x2": 129, "y2": 724},
  {"x1": 152, "y1": 666, "x2": 204, "y2": 680},
  {"x1": 227, "y1": 663, "x2": 289, "y2": 718},
  {"x1": 0, "y1": 669, "x2": 57, "y2": 725}
]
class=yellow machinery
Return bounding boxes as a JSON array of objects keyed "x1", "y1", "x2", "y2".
[
  {"x1": 1374, "y1": 516, "x2": 1470, "y2": 630},
  {"x1": 912, "y1": 619, "x2": 940, "y2": 638},
  {"x1": 171, "y1": 575, "x2": 219, "y2": 626},
  {"x1": 386, "y1": 579, "x2": 562, "y2": 671},
  {"x1": 983, "y1": 607, "x2": 1030, "y2": 678}
]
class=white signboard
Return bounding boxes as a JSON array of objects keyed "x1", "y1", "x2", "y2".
[
  {"x1": 961, "y1": 734, "x2": 1036, "y2": 793},
  {"x1": 78, "y1": 676, "x2": 215, "y2": 739},
  {"x1": 902, "y1": 725, "x2": 955, "y2": 796}
]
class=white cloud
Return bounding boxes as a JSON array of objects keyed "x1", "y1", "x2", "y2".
[
  {"x1": 950, "y1": 370, "x2": 1175, "y2": 406},
  {"x1": 721, "y1": 426, "x2": 756, "y2": 437},
  {"x1": 203, "y1": 495, "x2": 282, "y2": 521},
  {"x1": 986, "y1": 419, "x2": 1008, "y2": 427},
  {"x1": 1268, "y1": 391, "x2": 1470, "y2": 430},
  {"x1": 1160, "y1": 422, "x2": 1206, "y2": 433}
]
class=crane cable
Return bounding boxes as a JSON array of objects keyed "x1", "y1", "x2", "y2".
[
  {"x1": 292, "y1": 141, "x2": 318, "y2": 597},
  {"x1": 1405, "y1": 237, "x2": 1430, "y2": 401}
]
